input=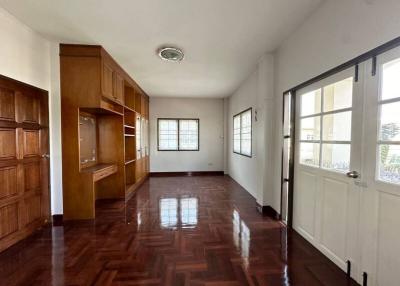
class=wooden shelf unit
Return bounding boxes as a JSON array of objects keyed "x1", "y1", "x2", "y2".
[{"x1": 60, "y1": 44, "x2": 150, "y2": 220}]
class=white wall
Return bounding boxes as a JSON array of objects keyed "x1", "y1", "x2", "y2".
[
  {"x1": 0, "y1": 8, "x2": 50, "y2": 90},
  {"x1": 150, "y1": 97, "x2": 224, "y2": 172},
  {"x1": 227, "y1": 54, "x2": 274, "y2": 206},
  {"x1": 272, "y1": 0, "x2": 400, "y2": 212},
  {"x1": 49, "y1": 43, "x2": 63, "y2": 215},
  {"x1": 0, "y1": 7, "x2": 63, "y2": 214}
]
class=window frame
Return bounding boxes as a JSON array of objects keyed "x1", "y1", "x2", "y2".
[
  {"x1": 298, "y1": 72, "x2": 354, "y2": 173},
  {"x1": 157, "y1": 118, "x2": 200, "y2": 151},
  {"x1": 233, "y1": 108, "x2": 253, "y2": 158},
  {"x1": 376, "y1": 57, "x2": 400, "y2": 185}
]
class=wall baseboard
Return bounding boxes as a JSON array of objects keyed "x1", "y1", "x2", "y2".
[
  {"x1": 150, "y1": 171, "x2": 224, "y2": 177},
  {"x1": 256, "y1": 204, "x2": 281, "y2": 220},
  {"x1": 52, "y1": 215, "x2": 63, "y2": 226}
]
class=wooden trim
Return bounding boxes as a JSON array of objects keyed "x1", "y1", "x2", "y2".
[
  {"x1": 150, "y1": 171, "x2": 224, "y2": 177},
  {"x1": 256, "y1": 203, "x2": 281, "y2": 220},
  {"x1": 52, "y1": 215, "x2": 63, "y2": 226},
  {"x1": 125, "y1": 174, "x2": 149, "y2": 202}
]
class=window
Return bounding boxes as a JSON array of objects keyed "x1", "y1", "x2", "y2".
[
  {"x1": 299, "y1": 77, "x2": 353, "y2": 172},
  {"x1": 179, "y1": 120, "x2": 199, "y2": 150},
  {"x1": 377, "y1": 58, "x2": 400, "y2": 184},
  {"x1": 233, "y1": 108, "x2": 252, "y2": 157},
  {"x1": 158, "y1": 119, "x2": 199, "y2": 151}
]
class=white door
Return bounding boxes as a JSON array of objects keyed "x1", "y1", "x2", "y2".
[
  {"x1": 294, "y1": 66, "x2": 364, "y2": 282},
  {"x1": 359, "y1": 46, "x2": 400, "y2": 286},
  {"x1": 293, "y1": 48, "x2": 400, "y2": 285}
]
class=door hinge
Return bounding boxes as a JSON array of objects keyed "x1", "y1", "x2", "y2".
[
  {"x1": 346, "y1": 260, "x2": 351, "y2": 277},
  {"x1": 355, "y1": 65, "x2": 359, "y2": 82},
  {"x1": 363, "y1": 272, "x2": 368, "y2": 286},
  {"x1": 372, "y1": 56, "x2": 377, "y2": 76}
]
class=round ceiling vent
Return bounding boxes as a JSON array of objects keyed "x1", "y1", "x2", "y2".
[{"x1": 157, "y1": 46, "x2": 184, "y2": 62}]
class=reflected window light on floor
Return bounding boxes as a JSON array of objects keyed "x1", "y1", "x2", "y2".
[
  {"x1": 159, "y1": 197, "x2": 198, "y2": 229},
  {"x1": 181, "y1": 197, "x2": 198, "y2": 228},
  {"x1": 160, "y1": 198, "x2": 178, "y2": 228},
  {"x1": 232, "y1": 210, "x2": 250, "y2": 260},
  {"x1": 137, "y1": 212, "x2": 142, "y2": 230}
]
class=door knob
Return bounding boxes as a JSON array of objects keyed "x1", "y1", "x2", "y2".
[
  {"x1": 41, "y1": 154, "x2": 50, "y2": 159},
  {"x1": 346, "y1": 171, "x2": 359, "y2": 179}
]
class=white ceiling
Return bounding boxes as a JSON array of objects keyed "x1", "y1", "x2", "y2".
[{"x1": 0, "y1": 0, "x2": 322, "y2": 98}]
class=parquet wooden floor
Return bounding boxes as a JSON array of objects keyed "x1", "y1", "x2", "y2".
[{"x1": 0, "y1": 176, "x2": 359, "y2": 286}]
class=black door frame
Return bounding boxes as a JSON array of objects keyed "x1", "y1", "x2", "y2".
[{"x1": 280, "y1": 35, "x2": 400, "y2": 229}]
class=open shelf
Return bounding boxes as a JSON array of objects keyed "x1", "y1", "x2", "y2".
[
  {"x1": 124, "y1": 105, "x2": 135, "y2": 113},
  {"x1": 124, "y1": 108, "x2": 135, "y2": 128},
  {"x1": 124, "y1": 124, "x2": 135, "y2": 136},
  {"x1": 125, "y1": 135, "x2": 136, "y2": 163},
  {"x1": 125, "y1": 162, "x2": 136, "y2": 195},
  {"x1": 124, "y1": 85, "x2": 136, "y2": 111},
  {"x1": 125, "y1": 159, "x2": 136, "y2": 165},
  {"x1": 80, "y1": 163, "x2": 116, "y2": 173}
]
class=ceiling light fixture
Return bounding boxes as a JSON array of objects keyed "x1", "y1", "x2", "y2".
[{"x1": 157, "y1": 46, "x2": 184, "y2": 62}]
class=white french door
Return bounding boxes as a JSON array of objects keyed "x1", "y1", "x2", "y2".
[
  {"x1": 294, "y1": 46, "x2": 400, "y2": 286},
  {"x1": 294, "y1": 66, "x2": 364, "y2": 282},
  {"x1": 359, "y1": 46, "x2": 400, "y2": 286}
]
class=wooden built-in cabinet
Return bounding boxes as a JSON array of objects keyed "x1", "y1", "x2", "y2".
[{"x1": 60, "y1": 44, "x2": 150, "y2": 220}]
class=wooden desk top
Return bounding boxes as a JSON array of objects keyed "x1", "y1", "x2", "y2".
[{"x1": 81, "y1": 163, "x2": 117, "y2": 174}]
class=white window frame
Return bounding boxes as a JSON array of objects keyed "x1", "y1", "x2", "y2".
[
  {"x1": 157, "y1": 118, "x2": 199, "y2": 151},
  {"x1": 376, "y1": 55, "x2": 400, "y2": 185},
  {"x1": 233, "y1": 108, "x2": 252, "y2": 157}
]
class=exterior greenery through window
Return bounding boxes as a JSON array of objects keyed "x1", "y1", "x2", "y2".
[
  {"x1": 158, "y1": 119, "x2": 199, "y2": 151},
  {"x1": 233, "y1": 108, "x2": 252, "y2": 157},
  {"x1": 378, "y1": 58, "x2": 400, "y2": 184}
]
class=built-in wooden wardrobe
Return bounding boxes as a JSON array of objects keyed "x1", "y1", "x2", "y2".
[
  {"x1": 60, "y1": 44, "x2": 150, "y2": 220},
  {"x1": 0, "y1": 75, "x2": 50, "y2": 252}
]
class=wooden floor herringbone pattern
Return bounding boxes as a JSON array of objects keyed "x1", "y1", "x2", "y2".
[{"x1": 0, "y1": 176, "x2": 359, "y2": 286}]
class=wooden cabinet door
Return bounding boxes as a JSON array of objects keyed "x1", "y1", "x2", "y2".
[
  {"x1": 141, "y1": 94, "x2": 145, "y2": 117},
  {"x1": 0, "y1": 77, "x2": 49, "y2": 253},
  {"x1": 135, "y1": 91, "x2": 141, "y2": 114},
  {"x1": 102, "y1": 62, "x2": 114, "y2": 100},
  {"x1": 113, "y1": 72, "x2": 124, "y2": 105}
]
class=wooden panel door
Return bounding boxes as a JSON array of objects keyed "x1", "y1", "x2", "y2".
[{"x1": 0, "y1": 75, "x2": 49, "y2": 253}]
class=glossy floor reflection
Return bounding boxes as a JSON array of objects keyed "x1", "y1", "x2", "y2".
[{"x1": 0, "y1": 176, "x2": 358, "y2": 285}]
